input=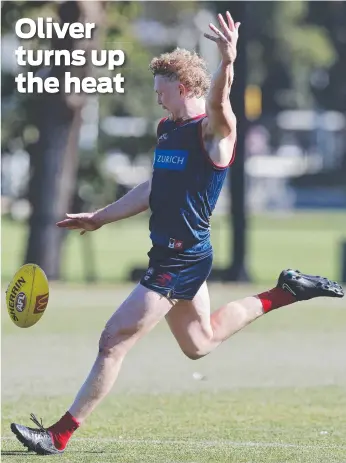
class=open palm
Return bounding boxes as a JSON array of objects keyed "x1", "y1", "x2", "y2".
[
  {"x1": 204, "y1": 11, "x2": 240, "y2": 64},
  {"x1": 56, "y1": 213, "x2": 102, "y2": 235}
]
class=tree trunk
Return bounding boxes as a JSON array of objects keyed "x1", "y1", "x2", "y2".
[
  {"x1": 25, "y1": 93, "x2": 81, "y2": 279},
  {"x1": 213, "y1": 1, "x2": 251, "y2": 281},
  {"x1": 24, "y1": 1, "x2": 103, "y2": 279},
  {"x1": 228, "y1": 2, "x2": 251, "y2": 281}
]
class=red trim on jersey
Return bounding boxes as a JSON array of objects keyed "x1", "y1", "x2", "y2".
[
  {"x1": 198, "y1": 119, "x2": 236, "y2": 170},
  {"x1": 175, "y1": 113, "x2": 206, "y2": 126}
]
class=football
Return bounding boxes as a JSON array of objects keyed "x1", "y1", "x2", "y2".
[{"x1": 6, "y1": 263, "x2": 49, "y2": 328}]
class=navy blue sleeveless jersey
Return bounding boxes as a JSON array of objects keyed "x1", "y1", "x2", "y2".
[
  {"x1": 149, "y1": 114, "x2": 234, "y2": 255},
  {"x1": 141, "y1": 114, "x2": 236, "y2": 300}
]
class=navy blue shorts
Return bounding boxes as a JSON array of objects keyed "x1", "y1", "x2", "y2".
[{"x1": 140, "y1": 245, "x2": 213, "y2": 300}]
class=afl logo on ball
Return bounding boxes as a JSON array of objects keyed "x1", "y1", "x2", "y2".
[
  {"x1": 15, "y1": 292, "x2": 26, "y2": 312},
  {"x1": 33, "y1": 293, "x2": 49, "y2": 314}
]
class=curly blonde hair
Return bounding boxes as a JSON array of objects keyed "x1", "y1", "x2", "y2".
[{"x1": 149, "y1": 48, "x2": 210, "y2": 97}]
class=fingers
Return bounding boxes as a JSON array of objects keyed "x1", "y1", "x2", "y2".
[
  {"x1": 208, "y1": 23, "x2": 227, "y2": 42},
  {"x1": 205, "y1": 12, "x2": 240, "y2": 44},
  {"x1": 56, "y1": 220, "x2": 69, "y2": 227},
  {"x1": 66, "y1": 213, "x2": 88, "y2": 219},
  {"x1": 217, "y1": 13, "x2": 232, "y2": 40},
  {"x1": 56, "y1": 218, "x2": 81, "y2": 228},
  {"x1": 56, "y1": 219, "x2": 87, "y2": 234},
  {"x1": 226, "y1": 11, "x2": 235, "y2": 31},
  {"x1": 204, "y1": 33, "x2": 219, "y2": 43},
  {"x1": 56, "y1": 212, "x2": 96, "y2": 234},
  {"x1": 56, "y1": 219, "x2": 75, "y2": 227}
]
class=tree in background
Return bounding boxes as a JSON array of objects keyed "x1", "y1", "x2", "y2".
[
  {"x1": 246, "y1": 1, "x2": 336, "y2": 113},
  {"x1": 2, "y1": 1, "x2": 105, "y2": 279},
  {"x1": 306, "y1": 1, "x2": 346, "y2": 112},
  {"x1": 26, "y1": 1, "x2": 105, "y2": 279}
]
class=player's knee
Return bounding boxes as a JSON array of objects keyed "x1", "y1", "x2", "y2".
[
  {"x1": 182, "y1": 349, "x2": 206, "y2": 361},
  {"x1": 182, "y1": 329, "x2": 213, "y2": 360},
  {"x1": 98, "y1": 326, "x2": 137, "y2": 357}
]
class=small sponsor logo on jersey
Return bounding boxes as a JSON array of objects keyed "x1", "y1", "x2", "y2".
[
  {"x1": 154, "y1": 149, "x2": 188, "y2": 171},
  {"x1": 168, "y1": 238, "x2": 184, "y2": 250},
  {"x1": 156, "y1": 273, "x2": 172, "y2": 286},
  {"x1": 143, "y1": 267, "x2": 154, "y2": 281},
  {"x1": 158, "y1": 133, "x2": 168, "y2": 143}
]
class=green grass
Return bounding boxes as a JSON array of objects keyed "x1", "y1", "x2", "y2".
[
  {"x1": 2, "y1": 284, "x2": 346, "y2": 462},
  {"x1": 1, "y1": 211, "x2": 346, "y2": 284},
  {"x1": 2, "y1": 389, "x2": 346, "y2": 462}
]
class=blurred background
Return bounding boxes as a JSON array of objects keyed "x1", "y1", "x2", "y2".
[{"x1": 1, "y1": 0, "x2": 346, "y2": 285}]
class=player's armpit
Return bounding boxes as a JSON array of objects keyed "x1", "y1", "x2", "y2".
[
  {"x1": 201, "y1": 117, "x2": 236, "y2": 168},
  {"x1": 204, "y1": 100, "x2": 237, "y2": 138}
]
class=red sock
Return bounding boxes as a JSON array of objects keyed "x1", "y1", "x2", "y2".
[
  {"x1": 257, "y1": 287, "x2": 297, "y2": 313},
  {"x1": 48, "y1": 412, "x2": 80, "y2": 450}
]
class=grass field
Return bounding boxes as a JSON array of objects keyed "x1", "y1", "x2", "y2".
[
  {"x1": 2, "y1": 211, "x2": 346, "y2": 284},
  {"x1": 1, "y1": 283, "x2": 346, "y2": 462}
]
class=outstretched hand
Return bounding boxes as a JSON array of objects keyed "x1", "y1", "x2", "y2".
[
  {"x1": 56, "y1": 212, "x2": 102, "y2": 236},
  {"x1": 204, "y1": 11, "x2": 240, "y2": 64}
]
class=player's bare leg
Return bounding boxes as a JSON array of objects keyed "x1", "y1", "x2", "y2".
[
  {"x1": 166, "y1": 270, "x2": 344, "y2": 360},
  {"x1": 69, "y1": 285, "x2": 176, "y2": 422},
  {"x1": 11, "y1": 284, "x2": 176, "y2": 455},
  {"x1": 166, "y1": 281, "x2": 263, "y2": 359}
]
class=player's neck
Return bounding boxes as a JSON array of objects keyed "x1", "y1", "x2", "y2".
[{"x1": 171, "y1": 99, "x2": 205, "y2": 122}]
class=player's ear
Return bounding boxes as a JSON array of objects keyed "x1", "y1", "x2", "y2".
[{"x1": 178, "y1": 83, "x2": 186, "y2": 97}]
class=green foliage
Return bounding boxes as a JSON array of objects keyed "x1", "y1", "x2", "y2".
[
  {"x1": 98, "y1": 2, "x2": 155, "y2": 118},
  {"x1": 247, "y1": 1, "x2": 337, "y2": 108}
]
